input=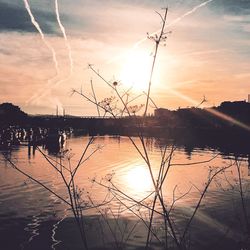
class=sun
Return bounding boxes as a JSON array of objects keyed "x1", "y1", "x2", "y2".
[{"x1": 119, "y1": 50, "x2": 152, "y2": 91}]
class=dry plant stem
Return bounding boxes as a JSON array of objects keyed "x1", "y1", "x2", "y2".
[
  {"x1": 73, "y1": 89, "x2": 116, "y2": 118},
  {"x1": 145, "y1": 144, "x2": 222, "y2": 249},
  {"x1": 77, "y1": 64, "x2": 225, "y2": 249},
  {"x1": 120, "y1": 89, "x2": 130, "y2": 116},
  {"x1": 159, "y1": 148, "x2": 218, "y2": 192},
  {"x1": 118, "y1": 191, "x2": 155, "y2": 214},
  {"x1": 143, "y1": 145, "x2": 177, "y2": 248},
  {"x1": 7, "y1": 152, "x2": 89, "y2": 249},
  {"x1": 180, "y1": 162, "x2": 235, "y2": 244},
  {"x1": 146, "y1": 194, "x2": 158, "y2": 249},
  {"x1": 124, "y1": 220, "x2": 141, "y2": 245},
  {"x1": 139, "y1": 137, "x2": 157, "y2": 190},
  {"x1": 135, "y1": 9, "x2": 179, "y2": 243},
  {"x1": 159, "y1": 146, "x2": 176, "y2": 248},
  {"x1": 158, "y1": 193, "x2": 181, "y2": 249},
  {"x1": 10, "y1": 140, "x2": 95, "y2": 249},
  {"x1": 235, "y1": 159, "x2": 249, "y2": 234},
  {"x1": 109, "y1": 207, "x2": 123, "y2": 238},
  {"x1": 110, "y1": 190, "x2": 162, "y2": 243},
  {"x1": 159, "y1": 147, "x2": 170, "y2": 248},
  {"x1": 144, "y1": 8, "x2": 168, "y2": 117},
  {"x1": 76, "y1": 8, "x2": 222, "y2": 249},
  {"x1": 69, "y1": 185, "x2": 89, "y2": 249},
  {"x1": 98, "y1": 167, "x2": 181, "y2": 249},
  {"x1": 114, "y1": 134, "x2": 179, "y2": 246},
  {"x1": 78, "y1": 147, "x2": 102, "y2": 168},
  {"x1": 36, "y1": 146, "x2": 70, "y2": 173},
  {"x1": 5, "y1": 157, "x2": 70, "y2": 206},
  {"x1": 67, "y1": 159, "x2": 89, "y2": 249},
  {"x1": 88, "y1": 65, "x2": 131, "y2": 117},
  {"x1": 163, "y1": 204, "x2": 168, "y2": 249},
  {"x1": 159, "y1": 144, "x2": 170, "y2": 181},
  {"x1": 62, "y1": 158, "x2": 88, "y2": 248},
  {"x1": 143, "y1": 91, "x2": 158, "y2": 109},
  {"x1": 76, "y1": 78, "x2": 178, "y2": 247},
  {"x1": 146, "y1": 144, "x2": 171, "y2": 249},
  {"x1": 168, "y1": 186, "x2": 193, "y2": 215},
  {"x1": 69, "y1": 136, "x2": 94, "y2": 185},
  {"x1": 95, "y1": 180, "x2": 163, "y2": 216},
  {"x1": 121, "y1": 86, "x2": 133, "y2": 99},
  {"x1": 159, "y1": 145, "x2": 175, "y2": 190},
  {"x1": 90, "y1": 79, "x2": 100, "y2": 116},
  {"x1": 76, "y1": 71, "x2": 171, "y2": 218},
  {"x1": 32, "y1": 147, "x2": 82, "y2": 235},
  {"x1": 88, "y1": 196, "x2": 120, "y2": 249},
  {"x1": 128, "y1": 137, "x2": 149, "y2": 163},
  {"x1": 109, "y1": 172, "x2": 180, "y2": 248},
  {"x1": 170, "y1": 153, "x2": 219, "y2": 167}
]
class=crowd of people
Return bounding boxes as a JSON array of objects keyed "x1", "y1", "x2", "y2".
[{"x1": 0, "y1": 126, "x2": 70, "y2": 149}]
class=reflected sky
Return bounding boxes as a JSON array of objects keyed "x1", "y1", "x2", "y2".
[
  {"x1": 1, "y1": 135, "x2": 248, "y2": 214},
  {"x1": 0, "y1": 135, "x2": 249, "y2": 249}
]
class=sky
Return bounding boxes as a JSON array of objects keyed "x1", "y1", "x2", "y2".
[{"x1": 0, "y1": 0, "x2": 249, "y2": 116}]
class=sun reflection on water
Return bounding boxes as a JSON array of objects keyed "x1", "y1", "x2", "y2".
[{"x1": 123, "y1": 164, "x2": 153, "y2": 197}]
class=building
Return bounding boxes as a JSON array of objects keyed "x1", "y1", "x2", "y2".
[{"x1": 154, "y1": 108, "x2": 172, "y2": 118}]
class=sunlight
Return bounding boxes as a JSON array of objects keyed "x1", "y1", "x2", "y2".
[
  {"x1": 119, "y1": 50, "x2": 152, "y2": 91},
  {"x1": 169, "y1": 88, "x2": 250, "y2": 131},
  {"x1": 124, "y1": 164, "x2": 153, "y2": 195}
]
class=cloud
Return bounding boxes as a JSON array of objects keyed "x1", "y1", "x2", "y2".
[
  {"x1": 223, "y1": 14, "x2": 250, "y2": 34},
  {"x1": 0, "y1": 1, "x2": 59, "y2": 34},
  {"x1": 223, "y1": 14, "x2": 250, "y2": 22},
  {"x1": 0, "y1": 0, "x2": 249, "y2": 115},
  {"x1": 242, "y1": 23, "x2": 250, "y2": 32},
  {"x1": 212, "y1": 0, "x2": 250, "y2": 14}
]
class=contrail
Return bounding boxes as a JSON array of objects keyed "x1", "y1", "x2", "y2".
[
  {"x1": 107, "y1": 0, "x2": 215, "y2": 64},
  {"x1": 23, "y1": 0, "x2": 59, "y2": 105},
  {"x1": 27, "y1": 0, "x2": 74, "y2": 105},
  {"x1": 55, "y1": 0, "x2": 73, "y2": 74},
  {"x1": 28, "y1": 78, "x2": 69, "y2": 105},
  {"x1": 23, "y1": 0, "x2": 59, "y2": 74},
  {"x1": 134, "y1": 0, "x2": 215, "y2": 47},
  {"x1": 169, "y1": 0, "x2": 214, "y2": 26}
]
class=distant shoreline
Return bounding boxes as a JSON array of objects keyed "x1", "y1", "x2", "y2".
[{"x1": 0, "y1": 101, "x2": 249, "y2": 138}]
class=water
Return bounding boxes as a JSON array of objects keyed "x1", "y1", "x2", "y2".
[{"x1": 0, "y1": 135, "x2": 249, "y2": 249}]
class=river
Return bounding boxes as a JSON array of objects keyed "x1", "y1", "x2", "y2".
[{"x1": 0, "y1": 135, "x2": 249, "y2": 250}]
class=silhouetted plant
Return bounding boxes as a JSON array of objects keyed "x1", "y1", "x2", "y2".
[
  {"x1": 4, "y1": 137, "x2": 113, "y2": 250},
  {"x1": 3, "y1": 7, "x2": 250, "y2": 250}
]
